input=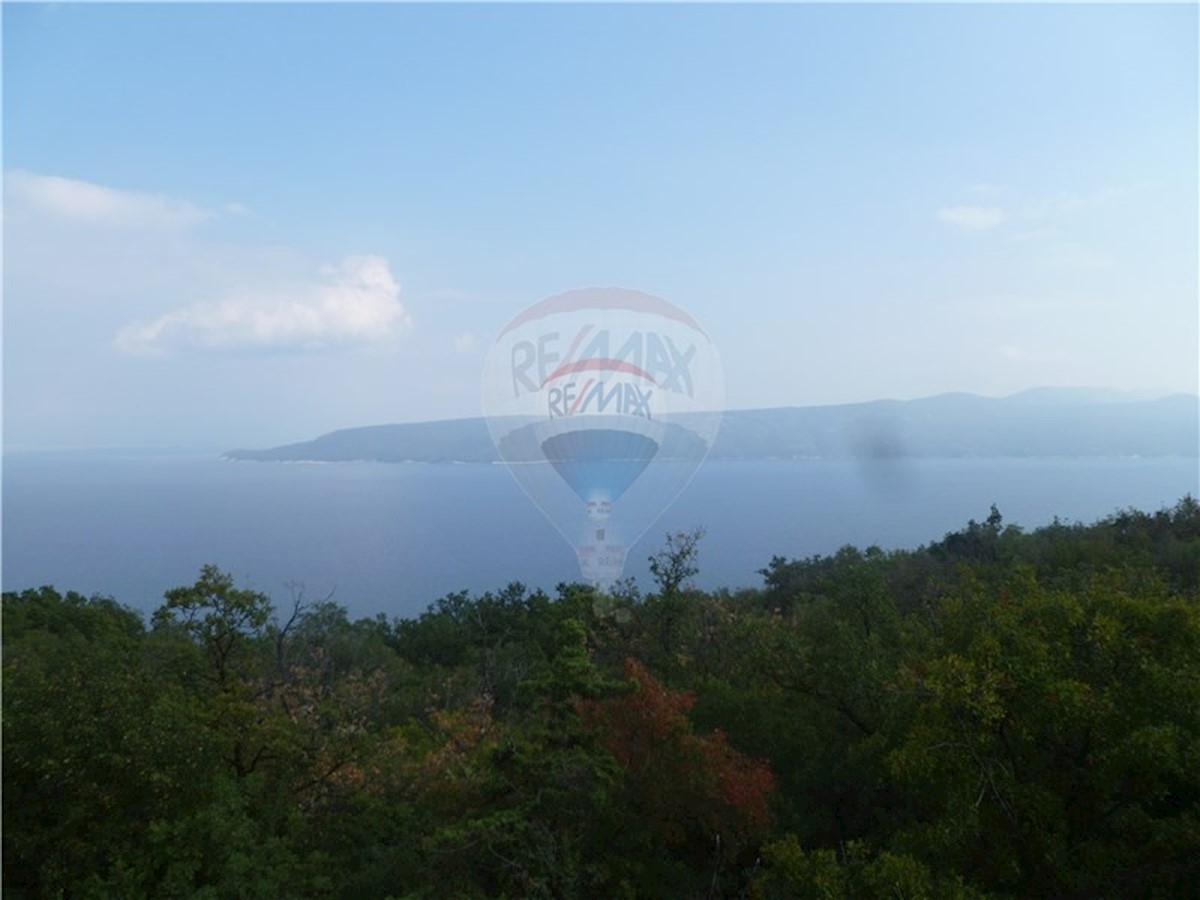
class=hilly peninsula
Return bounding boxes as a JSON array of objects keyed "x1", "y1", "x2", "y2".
[{"x1": 224, "y1": 388, "x2": 1199, "y2": 463}]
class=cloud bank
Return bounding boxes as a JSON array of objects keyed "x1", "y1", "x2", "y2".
[
  {"x1": 6, "y1": 170, "x2": 213, "y2": 229},
  {"x1": 114, "y1": 256, "x2": 411, "y2": 355}
]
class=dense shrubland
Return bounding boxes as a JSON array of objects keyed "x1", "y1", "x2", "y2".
[{"x1": 4, "y1": 497, "x2": 1198, "y2": 898}]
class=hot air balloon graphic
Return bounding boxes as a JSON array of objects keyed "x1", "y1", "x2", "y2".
[{"x1": 482, "y1": 288, "x2": 723, "y2": 588}]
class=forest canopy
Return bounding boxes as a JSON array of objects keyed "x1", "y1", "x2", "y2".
[{"x1": 4, "y1": 497, "x2": 1198, "y2": 898}]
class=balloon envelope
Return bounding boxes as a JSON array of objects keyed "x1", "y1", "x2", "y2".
[{"x1": 482, "y1": 288, "x2": 723, "y2": 588}]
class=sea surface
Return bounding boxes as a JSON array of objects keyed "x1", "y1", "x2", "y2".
[{"x1": 3, "y1": 453, "x2": 1197, "y2": 621}]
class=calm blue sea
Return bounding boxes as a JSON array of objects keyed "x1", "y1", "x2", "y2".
[{"x1": 3, "y1": 454, "x2": 1197, "y2": 621}]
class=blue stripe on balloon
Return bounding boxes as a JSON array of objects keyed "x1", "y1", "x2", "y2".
[{"x1": 541, "y1": 429, "x2": 659, "y2": 503}]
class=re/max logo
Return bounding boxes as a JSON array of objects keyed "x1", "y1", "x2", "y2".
[
  {"x1": 510, "y1": 327, "x2": 696, "y2": 398},
  {"x1": 547, "y1": 381, "x2": 653, "y2": 419}
]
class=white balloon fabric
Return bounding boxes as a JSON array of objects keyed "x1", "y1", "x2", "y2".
[{"x1": 482, "y1": 288, "x2": 723, "y2": 588}]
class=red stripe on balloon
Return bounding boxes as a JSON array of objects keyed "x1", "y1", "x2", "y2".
[
  {"x1": 568, "y1": 378, "x2": 595, "y2": 416},
  {"x1": 541, "y1": 358, "x2": 658, "y2": 387}
]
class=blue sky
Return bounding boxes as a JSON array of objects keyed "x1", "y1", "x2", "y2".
[{"x1": 4, "y1": 2, "x2": 1197, "y2": 450}]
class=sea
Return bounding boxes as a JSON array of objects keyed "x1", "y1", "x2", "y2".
[{"x1": 3, "y1": 453, "x2": 1197, "y2": 622}]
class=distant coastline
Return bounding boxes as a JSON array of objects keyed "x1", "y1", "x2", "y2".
[{"x1": 224, "y1": 388, "x2": 1200, "y2": 464}]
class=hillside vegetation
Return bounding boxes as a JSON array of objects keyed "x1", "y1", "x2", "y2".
[{"x1": 4, "y1": 497, "x2": 1199, "y2": 898}]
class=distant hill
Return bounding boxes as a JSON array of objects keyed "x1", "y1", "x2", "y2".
[{"x1": 224, "y1": 390, "x2": 1199, "y2": 463}]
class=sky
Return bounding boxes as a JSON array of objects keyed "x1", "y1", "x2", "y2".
[{"x1": 3, "y1": 2, "x2": 1197, "y2": 451}]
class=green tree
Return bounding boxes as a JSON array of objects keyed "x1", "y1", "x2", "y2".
[
  {"x1": 2, "y1": 588, "x2": 222, "y2": 898},
  {"x1": 649, "y1": 527, "x2": 706, "y2": 598},
  {"x1": 415, "y1": 618, "x2": 630, "y2": 898},
  {"x1": 889, "y1": 571, "x2": 1200, "y2": 896}
]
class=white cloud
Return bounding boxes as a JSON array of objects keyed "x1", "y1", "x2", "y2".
[
  {"x1": 114, "y1": 255, "x2": 411, "y2": 355},
  {"x1": 939, "y1": 182, "x2": 1152, "y2": 238},
  {"x1": 453, "y1": 331, "x2": 479, "y2": 354},
  {"x1": 937, "y1": 205, "x2": 1007, "y2": 231},
  {"x1": 6, "y1": 169, "x2": 212, "y2": 228}
]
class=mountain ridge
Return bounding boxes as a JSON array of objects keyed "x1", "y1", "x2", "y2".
[{"x1": 224, "y1": 390, "x2": 1200, "y2": 463}]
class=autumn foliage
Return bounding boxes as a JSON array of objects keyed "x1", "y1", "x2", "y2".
[{"x1": 577, "y1": 657, "x2": 774, "y2": 859}]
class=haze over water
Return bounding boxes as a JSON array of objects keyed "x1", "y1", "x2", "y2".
[{"x1": 4, "y1": 454, "x2": 1195, "y2": 621}]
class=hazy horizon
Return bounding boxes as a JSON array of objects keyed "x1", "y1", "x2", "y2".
[
  {"x1": 4, "y1": 4, "x2": 1197, "y2": 452},
  {"x1": 3, "y1": 384, "x2": 1195, "y2": 457}
]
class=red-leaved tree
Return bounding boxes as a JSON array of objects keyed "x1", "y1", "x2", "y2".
[{"x1": 576, "y1": 658, "x2": 774, "y2": 865}]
